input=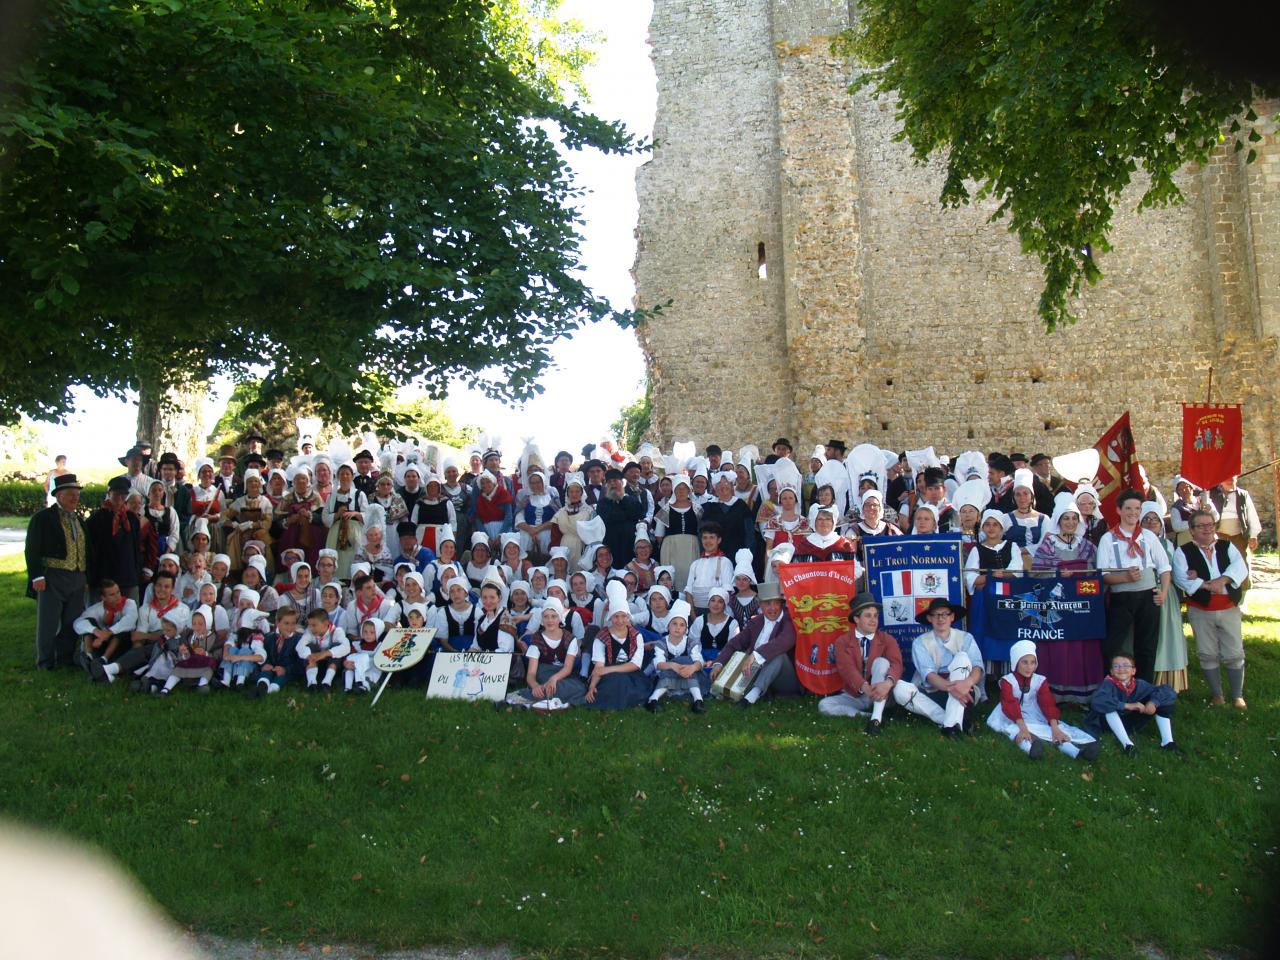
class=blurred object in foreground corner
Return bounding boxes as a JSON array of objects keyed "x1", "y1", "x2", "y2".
[{"x1": 0, "y1": 821, "x2": 199, "y2": 960}]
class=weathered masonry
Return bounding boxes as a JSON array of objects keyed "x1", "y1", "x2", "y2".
[{"x1": 633, "y1": 0, "x2": 1280, "y2": 527}]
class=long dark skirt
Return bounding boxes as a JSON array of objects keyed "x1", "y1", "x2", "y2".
[{"x1": 586, "y1": 670, "x2": 653, "y2": 710}]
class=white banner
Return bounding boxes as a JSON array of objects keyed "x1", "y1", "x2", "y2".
[{"x1": 426, "y1": 651, "x2": 512, "y2": 702}]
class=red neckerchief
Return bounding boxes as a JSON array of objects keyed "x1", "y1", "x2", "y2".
[
  {"x1": 103, "y1": 594, "x2": 127, "y2": 626},
  {"x1": 110, "y1": 503, "x2": 131, "y2": 536},
  {"x1": 1107, "y1": 675, "x2": 1137, "y2": 697},
  {"x1": 356, "y1": 591, "x2": 382, "y2": 621},
  {"x1": 151, "y1": 594, "x2": 179, "y2": 618},
  {"x1": 1110, "y1": 523, "x2": 1145, "y2": 560},
  {"x1": 700, "y1": 549, "x2": 724, "y2": 559}
]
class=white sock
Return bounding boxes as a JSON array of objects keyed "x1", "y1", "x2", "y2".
[
  {"x1": 649, "y1": 687, "x2": 667, "y2": 702},
  {"x1": 163, "y1": 675, "x2": 180, "y2": 693},
  {"x1": 306, "y1": 666, "x2": 318, "y2": 684},
  {"x1": 103, "y1": 662, "x2": 120, "y2": 678},
  {"x1": 870, "y1": 698, "x2": 886, "y2": 722},
  {"x1": 344, "y1": 670, "x2": 354, "y2": 691},
  {"x1": 267, "y1": 683, "x2": 280, "y2": 694},
  {"x1": 1059, "y1": 742, "x2": 1080, "y2": 759},
  {"x1": 1105, "y1": 712, "x2": 1134, "y2": 747},
  {"x1": 744, "y1": 687, "x2": 761, "y2": 704},
  {"x1": 220, "y1": 668, "x2": 231, "y2": 685},
  {"x1": 1155, "y1": 714, "x2": 1173, "y2": 746},
  {"x1": 689, "y1": 686, "x2": 704, "y2": 702},
  {"x1": 198, "y1": 676, "x2": 209, "y2": 686},
  {"x1": 323, "y1": 666, "x2": 336, "y2": 685}
]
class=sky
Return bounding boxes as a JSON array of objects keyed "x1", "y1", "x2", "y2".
[{"x1": 37, "y1": 0, "x2": 655, "y2": 469}]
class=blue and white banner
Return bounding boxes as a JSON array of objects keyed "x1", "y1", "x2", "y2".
[
  {"x1": 982, "y1": 575, "x2": 1105, "y2": 646},
  {"x1": 864, "y1": 534, "x2": 965, "y2": 675}
]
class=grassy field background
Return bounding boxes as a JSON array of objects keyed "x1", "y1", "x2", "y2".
[{"x1": 0, "y1": 550, "x2": 1276, "y2": 958}]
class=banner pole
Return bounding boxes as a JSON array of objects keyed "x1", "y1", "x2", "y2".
[
  {"x1": 1206, "y1": 366, "x2": 1214, "y2": 404},
  {"x1": 369, "y1": 669, "x2": 395, "y2": 708},
  {"x1": 1236, "y1": 455, "x2": 1280, "y2": 480}
]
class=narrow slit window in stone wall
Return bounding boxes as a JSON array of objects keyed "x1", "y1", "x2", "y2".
[{"x1": 757, "y1": 242, "x2": 767, "y2": 280}]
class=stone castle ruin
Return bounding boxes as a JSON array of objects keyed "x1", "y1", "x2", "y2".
[{"x1": 632, "y1": 0, "x2": 1279, "y2": 527}]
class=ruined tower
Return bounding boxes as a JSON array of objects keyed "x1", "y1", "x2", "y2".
[{"x1": 633, "y1": 0, "x2": 1280, "y2": 524}]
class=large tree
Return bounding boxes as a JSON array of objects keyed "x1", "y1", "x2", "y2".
[
  {"x1": 0, "y1": 0, "x2": 639, "y2": 451},
  {"x1": 838, "y1": 0, "x2": 1278, "y2": 330}
]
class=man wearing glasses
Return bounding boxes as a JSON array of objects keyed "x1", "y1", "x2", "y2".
[{"x1": 1171, "y1": 510, "x2": 1249, "y2": 709}]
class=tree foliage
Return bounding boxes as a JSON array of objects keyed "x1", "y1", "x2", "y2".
[
  {"x1": 610, "y1": 382, "x2": 651, "y2": 454},
  {"x1": 0, "y1": 0, "x2": 641, "y2": 426},
  {"x1": 837, "y1": 0, "x2": 1278, "y2": 330},
  {"x1": 387, "y1": 395, "x2": 479, "y2": 451}
]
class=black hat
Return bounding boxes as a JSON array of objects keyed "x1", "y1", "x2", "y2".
[
  {"x1": 915, "y1": 597, "x2": 967, "y2": 624},
  {"x1": 555, "y1": 450, "x2": 574, "y2": 463},
  {"x1": 923, "y1": 466, "x2": 947, "y2": 486},
  {"x1": 988, "y1": 453, "x2": 1015, "y2": 475},
  {"x1": 244, "y1": 430, "x2": 267, "y2": 444},
  {"x1": 50, "y1": 474, "x2": 82, "y2": 494},
  {"x1": 604, "y1": 467, "x2": 625, "y2": 481},
  {"x1": 107, "y1": 476, "x2": 132, "y2": 494},
  {"x1": 117, "y1": 446, "x2": 144, "y2": 466},
  {"x1": 826, "y1": 439, "x2": 847, "y2": 453},
  {"x1": 583, "y1": 458, "x2": 606, "y2": 474},
  {"x1": 580, "y1": 443, "x2": 596, "y2": 458},
  {"x1": 244, "y1": 452, "x2": 267, "y2": 468},
  {"x1": 265, "y1": 448, "x2": 285, "y2": 461},
  {"x1": 396, "y1": 521, "x2": 418, "y2": 537},
  {"x1": 847, "y1": 592, "x2": 882, "y2": 621},
  {"x1": 1009, "y1": 452, "x2": 1029, "y2": 463},
  {"x1": 354, "y1": 448, "x2": 375, "y2": 462},
  {"x1": 157, "y1": 452, "x2": 180, "y2": 467},
  {"x1": 1029, "y1": 453, "x2": 1051, "y2": 467},
  {"x1": 773, "y1": 438, "x2": 792, "y2": 451},
  {"x1": 622, "y1": 461, "x2": 641, "y2": 474}
]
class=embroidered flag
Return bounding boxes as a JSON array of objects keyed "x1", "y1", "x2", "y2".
[
  {"x1": 777, "y1": 561, "x2": 859, "y2": 695},
  {"x1": 864, "y1": 534, "x2": 965, "y2": 679},
  {"x1": 1090, "y1": 412, "x2": 1146, "y2": 526},
  {"x1": 1075, "y1": 578, "x2": 1100, "y2": 596},
  {"x1": 1180, "y1": 403, "x2": 1242, "y2": 491},
  {"x1": 991, "y1": 581, "x2": 1011, "y2": 596}
]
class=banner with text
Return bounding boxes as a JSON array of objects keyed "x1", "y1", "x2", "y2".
[
  {"x1": 983, "y1": 575, "x2": 1105, "y2": 646},
  {"x1": 1180, "y1": 403, "x2": 1242, "y2": 491},
  {"x1": 426, "y1": 651, "x2": 512, "y2": 702},
  {"x1": 777, "y1": 560, "x2": 859, "y2": 695},
  {"x1": 864, "y1": 533, "x2": 964, "y2": 677}
]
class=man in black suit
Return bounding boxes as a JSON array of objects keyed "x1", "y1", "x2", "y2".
[
  {"x1": 25, "y1": 473, "x2": 90, "y2": 670},
  {"x1": 86, "y1": 476, "x2": 145, "y2": 604}
]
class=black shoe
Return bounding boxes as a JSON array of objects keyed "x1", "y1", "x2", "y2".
[
  {"x1": 128, "y1": 679, "x2": 147, "y2": 694},
  {"x1": 246, "y1": 680, "x2": 266, "y2": 700},
  {"x1": 353, "y1": 683, "x2": 369, "y2": 695},
  {"x1": 306, "y1": 682, "x2": 319, "y2": 694},
  {"x1": 1122, "y1": 743, "x2": 1138, "y2": 758},
  {"x1": 865, "y1": 718, "x2": 882, "y2": 737},
  {"x1": 940, "y1": 725, "x2": 962, "y2": 740},
  {"x1": 691, "y1": 699, "x2": 706, "y2": 714},
  {"x1": 1026, "y1": 738, "x2": 1045, "y2": 760},
  {"x1": 89, "y1": 659, "x2": 107, "y2": 684},
  {"x1": 1077, "y1": 741, "x2": 1102, "y2": 762},
  {"x1": 1161, "y1": 741, "x2": 1186, "y2": 758},
  {"x1": 645, "y1": 699, "x2": 663, "y2": 713}
]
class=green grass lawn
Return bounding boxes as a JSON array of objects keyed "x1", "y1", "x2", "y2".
[
  {"x1": 0, "y1": 515, "x2": 30, "y2": 530},
  {"x1": 0, "y1": 551, "x2": 1275, "y2": 959}
]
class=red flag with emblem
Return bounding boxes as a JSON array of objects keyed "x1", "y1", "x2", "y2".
[
  {"x1": 1180, "y1": 403, "x2": 1242, "y2": 490},
  {"x1": 777, "y1": 561, "x2": 859, "y2": 695},
  {"x1": 1090, "y1": 413, "x2": 1146, "y2": 526}
]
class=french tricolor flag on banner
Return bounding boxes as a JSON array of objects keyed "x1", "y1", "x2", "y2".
[
  {"x1": 880, "y1": 570, "x2": 912, "y2": 596},
  {"x1": 991, "y1": 581, "x2": 1011, "y2": 596}
]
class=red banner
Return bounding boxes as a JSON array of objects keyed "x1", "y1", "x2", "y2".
[
  {"x1": 777, "y1": 561, "x2": 859, "y2": 695},
  {"x1": 1090, "y1": 412, "x2": 1146, "y2": 527},
  {"x1": 1180, "y1": 403, "x2": 1242, "y2": 490}
]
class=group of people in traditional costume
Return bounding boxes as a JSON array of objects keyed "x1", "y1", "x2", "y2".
[{"x1": 28, "y1": 427, "x2": 1262, "y2": 758}]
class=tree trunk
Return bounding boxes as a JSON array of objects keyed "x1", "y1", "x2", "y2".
[{"x1": 137, "y1": 375, "x2": 209, "y2": 467}]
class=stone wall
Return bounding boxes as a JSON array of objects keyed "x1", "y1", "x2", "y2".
[{"x1": 634, "y1": 0, "x2": 1280, "y2": 534}]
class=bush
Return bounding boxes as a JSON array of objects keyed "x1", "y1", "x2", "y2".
[{"x1": 0, "y1": 481, "x2": 108, "y2": 518}]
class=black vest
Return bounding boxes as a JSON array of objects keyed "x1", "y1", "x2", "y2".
[
  {"x1": 664, "y1": 506, "x2": 699, "y2": 536},
  {"x1": 976, "y1": 540, "x2": 1015, "y2": 570},
  {"x1": 475, "y1": 613, "x2": 505, "y2": 652},
  {"x1": 1178, "y1": 541, "x2": 1242, "y2": 606}
]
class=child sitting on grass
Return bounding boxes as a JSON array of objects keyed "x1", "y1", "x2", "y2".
[
  {"x1": 646, "y1": 599, "x2": 706, "y2": 714},
  {"x1": 157, "y1": 604, "x2": 222, "y2": 696},
  {"x1": 987, "y1": 640, "x2": 1100, "y2": 761},
  {"x1": 220, "y1": 609, "x2": 268, "y2": 690},
  {"x1": 297, "y1": 607, "x2": 350, "y2": 692},
  {"x1": 1086, "y1": 652, "x2": 1183, "y2": 757}
]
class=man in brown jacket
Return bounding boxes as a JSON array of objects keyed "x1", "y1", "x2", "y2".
[
  {"x1": 709, "y1": 581, "x2": 801, "y2": 707},
  {"x1": 817, "y1": 592, "x2": 934, "y2": 735}
]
